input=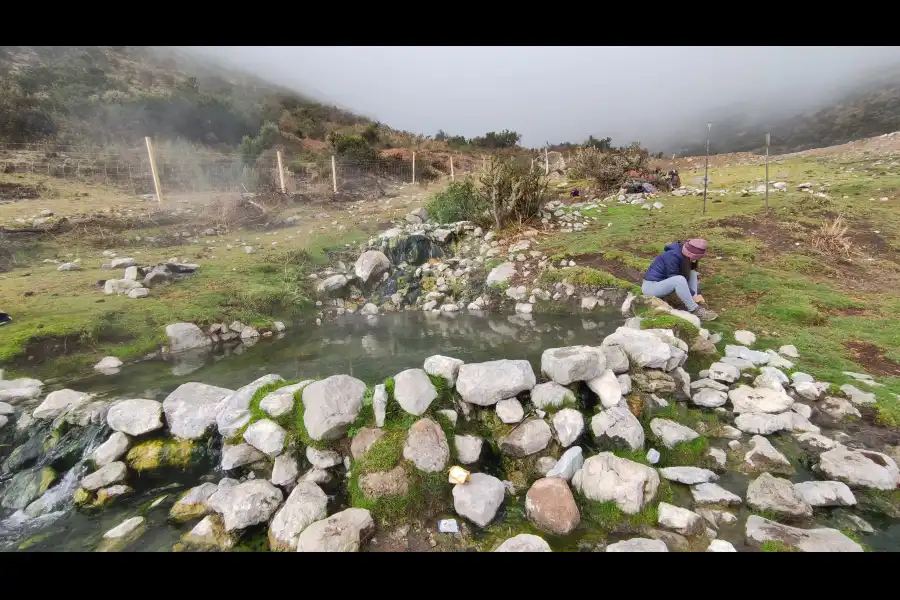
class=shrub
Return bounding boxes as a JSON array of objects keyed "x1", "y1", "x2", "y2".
[
  {"x1": 239, "y1": 122, "x2": 279, "y2": 165},
  {"x1": 812, "y1": 214, "x2": 854, "y2": 258},
  {"x1": 478, "y1": 157, "x2": 548, "y2": 229},
  {"x1": 569, "y1": 142, "x2": 652, "y2": 192},
  {"x1": 327, "y1": 132, "x2": 378, "y2": 163},
  {"x1": 426, "y1": 179, "x2": 489, "y2": 224}
]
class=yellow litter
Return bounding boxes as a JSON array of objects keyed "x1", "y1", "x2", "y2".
[{"x1": 448, "y1": 465, "x2": 470, "y2": 485}]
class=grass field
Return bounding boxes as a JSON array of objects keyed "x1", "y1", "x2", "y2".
[{"x1": 541, "y1": 153, "x2": 900, "y2": 425}]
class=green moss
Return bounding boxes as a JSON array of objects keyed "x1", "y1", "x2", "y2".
[
  {"x1": 640, "y1": 314, "x2": 700, "y2": 344},
  {"x1": 73, "y1": 487, "x2": 92, "y2": 506},
  {"x1": 125, "y1": 438, "x2": 200, "y2": 471},
  {"x1": 662, "y1": 436, "x2": 710, "y2": 468},
  {"x1": 760, "y1": 540, "x2": 799, "y2": 553},
  {"x1": 537, "y1": 266, "x2": 638, "y2": 292},
  {"x1": 602, "y1": 250, "x2": 652, "y2": 272},
  {"x1": 17, "y1": 531, "x2": 54, "y2": 551},
  {"x1": 348, "y1": 387, "x2": 376, "y2": 439},
  {"x1": 420, "y1": 276, "x2": 437, "y2": 292}
]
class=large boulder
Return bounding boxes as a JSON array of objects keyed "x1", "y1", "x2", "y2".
[
  {"x1": 456, "y1": 360, "x2": 536, "y2": 406},
  {"x1": 815, "y1": 446, "x2": 900, "y2": 490},
  {"x1": 296, "y1": 508, "x2": 375, "y2": 552},
  {"x1": 691, "y1": 483, "x2": 742, "y2": 506},
  {"x1": 81, "y1": 462, "x2": 127, "y2": 491},
  {"x1": 268, "y1": 481, "x2": 329, "y2": 551},
  {"x1": 606, "y1": 538, "x2": 668, "y2": 552},
  {"x1": 301, "y1": 375, "x2": 366, "y2": 441},
  {"x1": 499, "y1": 418, "x2": 552, "y2": 457},
  {"x1": 217, "y1": 374, "x2": 285, "y2": 438},
  {"x1": 745, "y1": 515, "x2": 862, "y2": 552},
  {"x1": 32, "y1": 389, "x2": 88, "y2": 420},
  {"x1": 590, "y1": 404, "x2": 644, "y2": 451},
  {"x1": 259, "y1": 381, "x2": 311, "y2": 419},
  {"x1": 572, "y1": 452, "x2": 659, "y2": 514},
  {"x1": 354, "y1": 250, "x2": 391, "y2": 284},
  {"x1": 393, "y1": 368, "x2": 437, "y2": 416},
  {"x1": 163, "y1": 382, "x2": 234, "y2": 439},
  {"x1": 746, "y1": 473, "x2": 812, "y2": 519},
  {"x1": 316, "y1": 274, "x2": 348, "y2": 295},
  {"x1": 658, "y1": 466, "x2": 717, "y2": 485},
  {"x1": 452, "y1": 473, "x2": 505, "y2": 527},
  {"x1": 494, "y1": 534, "x2": 552, "y2": 552},
  {"x1": 106, "y1": 399, "x2": 164, "y2": 436},
  {"x1": 793, "y1": 481, "x2": 856, "y2": 507},
  {"x1": 423, "y1": 355, "x2": 464, "y2": 385},
  {"x1": 734, "y1": 412, "x2": 792, "y2": 435},
  {"x1": 728, "y1": 386, "x2": 794, "y2": 414},
  {"x1": 402, "y1": 418, "x2": 450, "y2": 473},
  {"x1": 657, "y1": 502, "x2": 704, "y2": 536},
  {"x1": 486, "y1": 262, "x2": 516, "y2": 286},
  {"x1": 744, "y1": 435, "x2": 792, "y2": 473},
  {"x1": 496, "y1": 398, "x2": 524, "y2": 424},
  {"x1": 207, "y1": 479, "x2": 283, "y2": 532},
  {"x1": 1, "y1": 467, "x2": 57, "y2": 510},
  {"x1": 526, "y1": 477, "x2": 580, "y2": 535},
  {"x1": 165, "y1": 323, "x2": 212, "y2": 353},
  {"x1": 540, "y1": 346, "x2": 605, "y2": 385},
  {"x1": 601, "y1": 327, "x2": 676, "y2": 370},
  {"x1": 602, "y1": 346, "x2": 630, "y2": 374}
]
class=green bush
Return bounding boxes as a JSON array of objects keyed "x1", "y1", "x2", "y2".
[
  {"x1": 479, "y1": 157, "x2": 549, "y2": 228},
  {"x1": 426, "y1": 179, "x2": 489, "y2": 224},
  {"x1": 327, "y1": 132, "x2": 378, "y2": 163},
  {"x1": 239, "y1": 122, "x2": 280, "y2": 165}
]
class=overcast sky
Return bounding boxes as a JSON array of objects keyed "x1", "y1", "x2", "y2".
[{"x1": 187, "y1": 46, "x2": 900, "y2": 149}]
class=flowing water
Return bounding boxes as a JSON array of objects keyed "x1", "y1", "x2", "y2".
[{"x1": 1, "y1": 311, "x2": 625, "y2": 552}]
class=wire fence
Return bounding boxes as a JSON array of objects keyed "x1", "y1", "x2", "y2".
[{"x1": 0, "y1": 140, "x2": 472, "y2": 202}]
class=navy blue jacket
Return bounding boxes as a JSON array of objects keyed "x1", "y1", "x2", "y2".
[{"x1": 644, "y1": 242, "x2": 694, "y2": 282}]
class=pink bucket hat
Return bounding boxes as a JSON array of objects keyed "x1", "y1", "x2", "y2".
[{"x1": 683, "y1": 238, "x2": 708, "y2": 260}]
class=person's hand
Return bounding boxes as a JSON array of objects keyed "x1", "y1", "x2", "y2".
[{"x1": 693, "y1": 294, "x2": 705, "y2": 305}]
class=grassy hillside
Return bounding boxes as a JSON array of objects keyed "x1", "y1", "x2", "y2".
[{"x1": 672, "y1": 65, "x2": 900, "y2": 156}]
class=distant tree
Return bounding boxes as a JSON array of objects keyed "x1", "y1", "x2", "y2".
[{"x1": 584, "y1": 135, "x2": 612, "y2": 150}]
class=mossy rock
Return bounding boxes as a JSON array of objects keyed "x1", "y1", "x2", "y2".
[
  {"x1": 125, "y1": 438, "x2": 202, "y2": 472},
  {"x1": 0, "y1": 466, "x2": 57, "y2": 510},
  {"x1": 73, "y1": 487, "x2": 93, "y2": 506}
]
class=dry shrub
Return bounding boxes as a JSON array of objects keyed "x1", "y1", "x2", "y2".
[
  {"x1": 479, "y1": 157, "x2": 548, "y2": 229},
  {"x1": 568, "y1": 142, "x2": 651, "y2": 192},
  {"x1": 812, "y1": 214, "x2": 855, "y2": 258}
]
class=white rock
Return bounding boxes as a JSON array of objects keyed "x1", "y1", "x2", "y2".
[
  {"x1": 81, "y1": 462, "x2": 127, "y2": 491},
  {"x1": 744, "y1": 435, "x2": 791, "y2": 471},
  {"x1": 659, "y1": 467, "x2": 718, "y2": 485},
  {"x1": 207, "y1": 479, "x2": 283, "y2": 532},
  {"x1": 692, "y1": 388, "x2": 727, "y2": 408},
  {"x1": 103, "y1": 516, "x2": 145, "y2": 540},
  {"x1": 708, "y1": 362, "x2": 740, "y2": 383},
  {"x1": 601, "y1": 346, "x2": 630, "y2": 374},
  {"x1": 306, "y1": 447, "x2": 342, "y2": 469},
  {"x1": 530, "y1": 381, "x2": 575, "y2": 410},
  {"x1": 268, "y1": 481, "x2": 329, "y2": 550},
  {"x1": 165, "y1": 322, "x2": 212, "y2": 353},
  {"x1": 572, "y1": 452, "x2": 659, "y2": 514},
  {"x1": 163, "y1": 382, "x2": 234, "y2": 439},
  {"x1": 33, "y1": 389, "x2": 88, "y2": 420},
  {"x1": 691, "y1": 483, "x2": 742, "y2": 506},
  {"x1": 617, "y1": 374, "x2": 632, "y2": 395},
  {"x1": 650, "y1": 418, "x2": 699, "y2": 449},
  {"x1": 91, "y1": 432, "x2": 131, "y2": 468},
  {"x1": 499, "y1": 419, "x2": 552, "y2": 457},
  {"x1": 551, "y1": 408, "x2": 584, "y2": 448},
  {"x1": 724, "y1": 345, "x2": 770, "y2": 365},
  {"x1": 106, "y1": 399, "x2": 163, "y2": 436},
  {"x1": 244, "y1": 419, "x2": 287, "y2": 457},
  {"x1": 794, "y1": 381, "x2": 828, "y2": 401},
  {"x1": 354, "y1": 250, "x2": 390, "y2": 283},
  {"x1": 791, "y1": 372, "x2": 814, "y2": 384},
  {"x1": 816, "y1": 446, "x2": 900, "y2": 490},
  {"x1": 455, "y1": 435, "x2": 484, "y2": 464},
  {"x1": 372, "y1": 384, "x2": 388, "y2": 428},
  {"x1": 658, "y1": 502, "x2": 703, "y2": 536},
  {"x1": 453, "y1": 473, "x2": 505, "y2": 527},
  {"x1": 746, "y1": 472, "x2": 812, "y2": 518},
  {"x1": 301, "y1": 375, "x2": 366, "y2": 441},
  {"x1": 258, "y1": 382, "x2": 310, "y2": 419},
  {"x1": 793, "y1": 481, "x2": 856, "y2": 507},
  {"x1": 271, "y1": 454, "x2": 301, "y2": 487},
  {"x1": 456, "y1": 360, "x2": 536, "y2": 406},
  {"x1": 423, "y1": 355, "x2": 464, "y2": 385},
  {"x1": 819, "y1": 396, "x2": 861, "y2": 421},
  {"x1": 220, "y1": 443, "x2": 266, "y2": 470},
  {"x1": 601, "y1": 327, "x2": 673, "y2": 370},
  {"x1": 541, "y1": 346, "x2": 605, "y2": 385},
  {"x1": 94, "y1": 356, "x2": 123, "y2": 373},
  {"x1": 496, "y1": 398, "x2": 524, "y2": 424},
  {"x1": 745, "y1": 515, "x2": 862, "y2": 552},
  {"x1": 779, "y1": 345, "x2": 799, "y2": 358},
  {"x1": 840, "y1": 384, "x2": 876, "y2": 406},
  {"x1": 494, "y1": 534, "x2": 552, "y2": 552},
  {"x1": 691, "y1": 378, "x2": 728, "y2": 392},
  {"x1": 486, "y1": 262, "x2": 516, "y2": 286},
  {"x1": 606, "y1": 538, "x2": 668, "y2": 552},
  {"x1": 393, "y1": 368, "x2": 437, "y2": 416},
  {"x1": 216, "y1": 374, "x2": 285, "y2": 438},
  {"x1": 728, "y1": 385, "x2": 794, "y2": 414},
  {"x1": 403, "y1": 418, "x2": 450, "y2": 473},
  {"x1": 587, "y1": 369, "x2": 622, "y2": 408},
  {"x1": 706, "y1": 540, "x2": 737, "y2": 552},
  {"x1": 590, "y1": 404, "x2": 644, "y2": 450},
  {"x1": 734, "y1": 330, "x2": 756, "y2": 346},
  {"x1": 546, "y1": 446, "x2": 584, "y2": 481},
  {"x1": 734, "y1": 412, "x2": 792, "y2": 435}
]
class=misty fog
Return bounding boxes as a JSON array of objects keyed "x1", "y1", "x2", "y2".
[{"x1": 185, "y1": 46, "x2": 900, "y2": 150}]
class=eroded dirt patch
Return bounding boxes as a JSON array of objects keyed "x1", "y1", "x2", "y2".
[
  {"x1": 707, "y1": 215, "x2": 810, "y2": 254},
  {"x1": 843, "y1": 340, "x2": 900, "y2": 377},
  {"x1": 573, "y1": 253, "x2": 644, "y2": 283}
]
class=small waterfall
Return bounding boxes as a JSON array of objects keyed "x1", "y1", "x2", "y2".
[{"x1": 0, "y1": 424, "x2": 108, "y2": 548}]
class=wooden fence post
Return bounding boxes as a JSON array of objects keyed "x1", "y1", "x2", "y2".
[
  {"x1": 544, "y1": 147, "x2": 549, "y2": 175},
  {"x1": 276, "y1": 150, "x2": 286, "y2": 194},
  {"x1": 144, "y1": 136, "x2": 163, "y2": 204},
  {"x1": 331, "y1": 155, "x2": 338, "y2": 193},
  {"x1": 450, "y1": 156, "x2": 455, "y2": 181},
  {"x1": 412, "y1": 152, "x2": 416, "y2": 185}
]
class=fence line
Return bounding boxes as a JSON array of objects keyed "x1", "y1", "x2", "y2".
[{"x1": 0, "y1": 141, "x2": 481, "y2": 200}]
